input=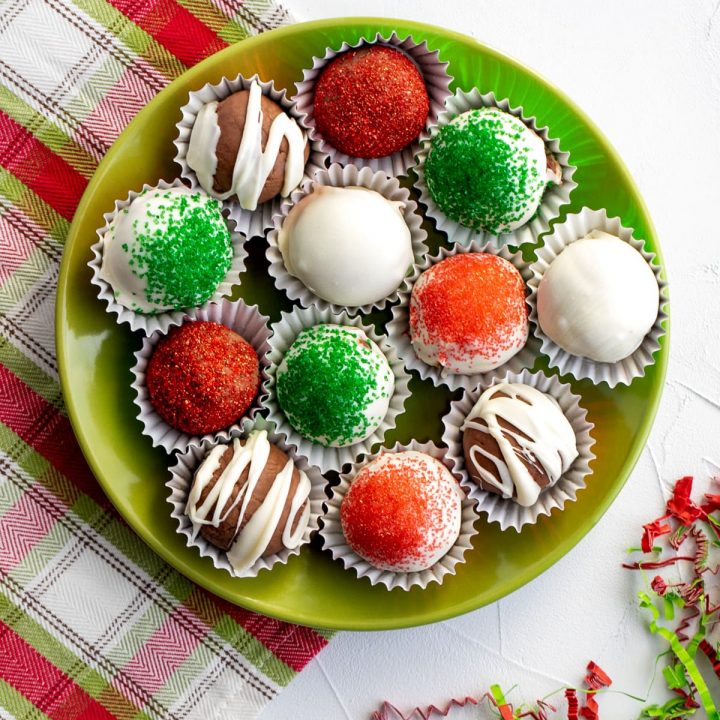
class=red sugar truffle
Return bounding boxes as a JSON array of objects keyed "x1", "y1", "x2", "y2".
[
  {"x1": 340, "y1": 450, "x2": 462, "y2": 573},
  {"x1": 313, "y1": 45, "x2": 430, "y2": 158},
  {"x1": 146, "y1": 321, "x2": 259, "y2": 435},
  {"x1": 409, "y1": 253, "x2": 529, "y2": 375}
]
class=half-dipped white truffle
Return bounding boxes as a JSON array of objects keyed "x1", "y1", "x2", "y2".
[{"x1": 537, "y1": 230, "x2": 659, "y2": 363}]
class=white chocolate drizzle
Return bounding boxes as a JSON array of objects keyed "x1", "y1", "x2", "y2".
[
  {"x1": 187, "y1": 80, "x2": 307, "y2": 211},
  {"x1": 461, "y1": 383, "x2": 578, "y2": 507},
  {"x1": 186, "y1": 430, "x2": 311, "y2": 575}
]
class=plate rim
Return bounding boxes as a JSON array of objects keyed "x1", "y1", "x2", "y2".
[{"x1": 55, "y1": 16, "x2": 670, "y2": 630}]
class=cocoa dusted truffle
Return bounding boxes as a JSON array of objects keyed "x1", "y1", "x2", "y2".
[
  {"x1": 185, "y1": 430, "x2": 312, "y2": 575},
  {"x1": 462, "y1": 382, "x2": 578, "y2": 507},
  {"x1": 340, "y1": 450, "x2": 462, "y2": 572},
  {"x1": 186, "y1": 80, "x2": 310, "y2": 210},
  {"x1": 313, "y1": 45, "x2": 430, "y2": 158},
  {"x1": 147, "y1": 321, "x2": 259, "y2": 435}
]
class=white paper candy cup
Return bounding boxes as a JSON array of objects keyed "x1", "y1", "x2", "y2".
[
  {"x1": 174, "y1": 74, "x2": 327, "y2": 239},
  {"x1": 262, "y1": 306, "x2": 411, "y2": 473},
  {"x1": 131, "y1": 299, "x2": 271, "y2": 454},
  {"x1": 88, "y1": 178, "x2": 247, "y2": 336},
  {"x1": 293, "y1": 31, "x2": 453, "y2": 177},
  {"x1": 266, "y1": 163, "x2": 428, "y2": 316},
  {"x1": 414, "y1": 88, "x2": 577, "y2": 249},
  {"x1": 167, "y1": 415, "x2": 326, "y2": 578},
  {"x1": 319, "y1": 440, "x2": 477, "y2": 590},
  {"x1": 385, "y1": 242, "x2": 540, "y2": 391},
  {"x1": 527, "y1": 207, "x2": 669, "y2": 387},
  {"x1": 441, "y1": 368, "x2": 595, "y2": 531}
]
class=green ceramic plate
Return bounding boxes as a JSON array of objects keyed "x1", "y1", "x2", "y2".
[{"x1": 56, "y1": 17, "x2": 669, "y2": 630}]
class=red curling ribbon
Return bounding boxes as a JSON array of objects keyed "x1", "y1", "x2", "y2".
[
  {"x1": 641, "y1": 517, "x2": 672, "y2": 552},
  {"x1": 565, "y1": 688, "x2": 579, "y2": 719}
]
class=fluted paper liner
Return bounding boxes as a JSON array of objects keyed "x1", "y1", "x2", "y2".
[
  {"x1": 527, "y1": 207, "x2": 669, "y2": 387},
  {"x1": 131, "y1": 299, "x2": 271, "y2": 454},
  {"x1": 263, "y1": 306, "x2": 411, "y2": 473},
  {"x1": 441, "y1": 368, "x2": 595, "y2": 531},
  {"x1": 414, "y1": 88, "x2": 577, "y2": 249},
  {"x1": 266, "y1": 163, "x2": 428, "y2": 315},
  {"x1": 320, "y1": 441, "x2": 477, "y2": 590},
  {"x1": 385, "y1": 242, "x2": 540, "y2": 391},
  {"x1": 167, "y1": 416, "x2": 326, "y2": 578},
  {"x1": 293, "y1": 32, "x2": 453, "y2": 177},
  {"x1": 174, "y1": 74, "x2": 327, "y2": 239},
  {"x1": 88, "y1": 178, "x2": 247, "y2": 335}
]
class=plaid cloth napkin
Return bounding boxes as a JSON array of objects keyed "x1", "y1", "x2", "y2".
[{"x1": 0, "y1": 1, "x2": 333, "y2": 717}]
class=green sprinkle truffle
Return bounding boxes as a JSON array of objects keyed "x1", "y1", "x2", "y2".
[
  {"x1": 276, "y1": 324, "x2": 394, "y2": 448},
  {"x1": 99, "y1": 186, "x2": 234, "y2": 314},
  {"x1": 424, "y1": 107, "x2": 556, "y2": 234}
]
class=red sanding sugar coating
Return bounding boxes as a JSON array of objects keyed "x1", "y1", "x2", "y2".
[
  {"x1": 313, "y1": 45, "x2": 430, "y2": 158},
  {"x1": 411, "y1": 254, "x2": 528, "y2": 362},
  {"x1": 147, "y1": 320, "x2": 260, "y2": 436},
  {"x1": 340, "y1": 451, "x2": 461, "y2": 572}
]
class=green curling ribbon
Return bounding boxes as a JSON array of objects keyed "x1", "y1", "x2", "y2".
[{"x1": 638, "y1": 591, "x2": 720, "y2": 720}]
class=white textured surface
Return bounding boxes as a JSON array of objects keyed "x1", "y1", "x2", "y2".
[{"x1": 261, "y1": 1, "x2": 720, "y2": 717}]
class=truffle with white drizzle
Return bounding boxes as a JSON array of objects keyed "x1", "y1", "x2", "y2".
[
  {"x1": 185, "y1": 430, "x2": 312, "y2": 575},
  {"x1": 186, "y1": 80, "x2": 309, "y2": 211},
  {"x1": 461, "y1": 382, "x2": 578, "y2": 507}
]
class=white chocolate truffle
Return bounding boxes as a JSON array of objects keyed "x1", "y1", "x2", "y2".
[
  {"x1": 98, "y1": 186, "x2": 232, "y2": 314},
  {"x1": 537, "y1": 230, "x2": 659, "y2": 363},
  {"x1": 278, "y1": 185, "x2": 413, "y2": 307},
  {"x1": 462, "y1": 382, "x2": 578, "y2": 507},
  {"x1": 340, "y1": 451, "x2": 462, "y2": 572}
]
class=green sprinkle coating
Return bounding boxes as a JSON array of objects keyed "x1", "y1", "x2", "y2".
[
  {"x1": 425, "y1": 107, "x2": 547, "y2": 234},
  {"x1": 276, "y1": 324, "x2": 394, "y2": 448},
  {"x1": 121, "y1": 188, "x2": 233, "y2": 313}
]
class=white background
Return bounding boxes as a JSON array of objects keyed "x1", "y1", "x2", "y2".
[{"x1": 261, "y1": 2, "x2": 720, "y2": 717}]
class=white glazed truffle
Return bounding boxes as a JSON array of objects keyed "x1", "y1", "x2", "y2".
[
  {"x1": 98, "y1": 186, "x2": 232, "y2": 314},
  {"x1": 537, "y1": 230, "x2": 659, "y2": 363},
  {"x1": 278, "y1": 185, "x2": 413, "y2": 307}
]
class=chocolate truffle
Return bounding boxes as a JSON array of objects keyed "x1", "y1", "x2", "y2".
[
  {"x1": 462, "y1": 382, "x2": 578, "y2": 507},
  {"x1": 537, "y1": 230, "x2": 659, "y2": 363},
  {"x1": 340, "y1": 451, "x2": 462, "y2": 573},
  {"x1": 424, "y1": 107, "x2": 561, "y2": 234},
  {"x1": 99, "y1": 187, "x2": 233, "y2": 314},
  {"x1": 276, "y1": 324, "x2": 393, "y2": 447},
  {"x1": 186, "y1": 80, "x2": 309, "y2": 211},
  {"x1": 410, "y1": 253, "x2": 528, "y2": 374},
  {"x1": 313, "y1": 45, "x2": 430, "y2": 158},
  {"x1": 185, "y1": 430, "x2": 311, "y2": 575},
  {"x1": 147, "y1": 321, "x2": 259, "y2": 435},
  {"x1": 278, "y1": 185, "x2": 413, "y2": 307}
]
